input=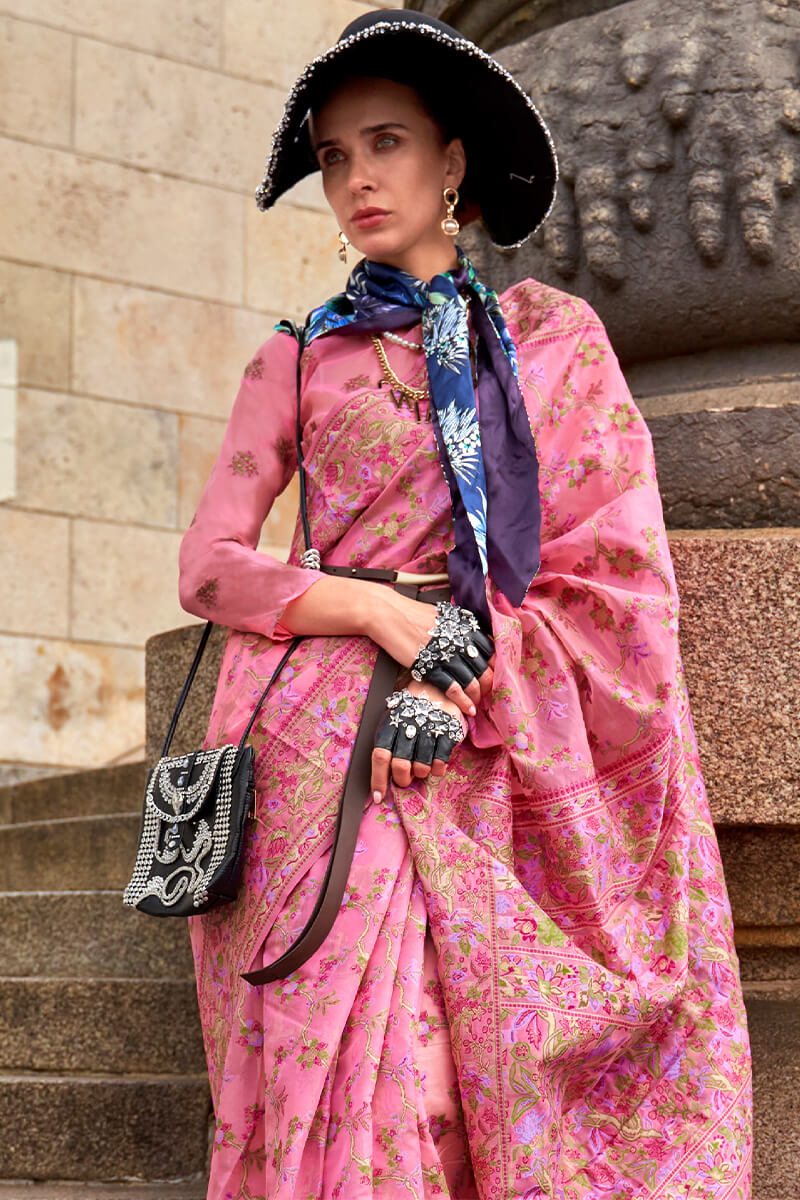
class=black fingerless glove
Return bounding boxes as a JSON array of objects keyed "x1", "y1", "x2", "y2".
[
  {"x1": 410, "y1": 601, "x2": 494, "y2": 695},
  {"x1": 375, "y1": 689, "x2": 466, "y2": 769}
]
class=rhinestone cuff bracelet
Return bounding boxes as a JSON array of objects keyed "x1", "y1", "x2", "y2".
[
  {"x1": 411, "y1": 601, "x2": 482, "y2": 682},
  {"x1": 385, "y1": 689, "x2": 465, "y2": 744}
]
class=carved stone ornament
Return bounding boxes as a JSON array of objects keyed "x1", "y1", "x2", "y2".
[{"x1": 454, "y1": 0, "x2": 800, "y2": 361}]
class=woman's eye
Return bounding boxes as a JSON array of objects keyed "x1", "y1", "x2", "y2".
[
  {"x1": 376, "y1": 135, "x2": 398, "y2": 149},
  {"x1": 322, "y1": 149, "x2": 344, "y2": 166}
]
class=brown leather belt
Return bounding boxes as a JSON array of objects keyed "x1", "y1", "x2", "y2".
[{"x1": 241, "y1": 573, "x2": 451, "y2": 986}]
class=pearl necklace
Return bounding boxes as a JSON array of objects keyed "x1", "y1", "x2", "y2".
[{"x1": 381, "y1": 329, "x2": 424, "y2": 351}]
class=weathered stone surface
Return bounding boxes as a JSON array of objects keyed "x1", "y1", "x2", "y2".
[
  {"x1": 223, "y1": 0, "x2": 374, "y2": 89},
  {"x1": 0, "y1": 376, "x2": 14, "y2": 504},
  {"x1": 0, "y1": 765, "x2": 75, "y2": 791},
  {"x1": 409, "y1": 0, "x2": 625, "y2": 49},
  {"x1": 670, "y1": 531, "x2": 799, "y2": 825},
  {"x1": 0, "y1": 762, "x2": 145, "y2": 825},
  {"x1": 1, "y1": 1, "x2": 221, "y2": 67},
  {"x1": 0, "y1": 1184, "x2": 207, "y2": 1200},
  {"x1": 0, "y1": 139, "x2": 243, "y2": 304},
  {"x1": 0, "y1": 510, "x2": 69, "y2": 639},
  {"x1": 0, "y1": 892, "x2": 194, "y2": 979},
  {"x1": 72, "y1": 277, "x2": 271, "y2": 419},
  {"x1": 0, "y1": 815, "x2": 141, "y2": 891},
  {"x1": 0, "y1": 16, "x2": 71, "y2": 145},
  {"x1": 648, "y1": 403, "x2": 800, "y2": 529},
  {"x1": 245, "y1": 202, "x2": 351, "y2": 317},
  {"x1": 70, "y1": 521, "x2": 186, "y2": 647},
  {"x1": 15, "y1": 390, "x2": 178, "y2": 528},
  {"x1": 745, "y1": 992, "x2": 800, "y2": 1200},
  {"x1": 738, "y1": 946, "x2": 800, "y2": 983},
  {"x1": 177, "y1": 414, "x2": 226, "y2": 529},
  {"x1": 718, "y1": 828, "x2": 800, "y2": 927},
  {"x1": 736, "y1": 926, "x2": 800, "y2": 950},
  {"x1": 0, "y1": 1074, "x2": 209, "y2": 1180},
  {"x1": 74, "y1": 39, "x2": 283, "y2": 193},
  {"x1": 0, "y1": 260, "x2": 70, "y2": 390},
  {"x1": 465, "y1": 0, "x2": 800, "y2": 363},
  {"x1": 0, "y1": 978, "x2": 205, "y2": 1074},
  {"x1": 0, "y1": 635, "x2": 144, "y2": 769},
  {"x1": 145, "y1": 624, "x2": 228, "y2": 765},
  {"x1": 625, "y1": 342, "x2": 800, "y2": 419}
]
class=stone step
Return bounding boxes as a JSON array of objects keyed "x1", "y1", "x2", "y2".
[
  {"x1": 746, "y1": 988, "x2": 800, "y2": 1200},
  {"x1": 0, "y1": 1183, "x2": 206, "y2": 1199},
  {"x1": 0, "y1": 815, "x2": 141, "y2": 891},
  {"x1": 0, "y1": 1073, "x2": 210, "y2": 1181},
  {"x1": 0, "y1": 978, "x2": 205, "y2": 1075},
  {"x1": 0, "y1": 764, "x2": 146, "y2": 825},
  {"x1": 0, "y1": 892, "x2": 194, "y2": 979}
]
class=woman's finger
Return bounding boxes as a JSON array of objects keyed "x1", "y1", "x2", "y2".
[
  {"x1": 442, "y1": 654, "x2": 475, "y2": 690},
  {"x1": 433, "y1": 736, "x2": 457, "y2": 766},
  {"x1": 420, "y1": 667, "x2": 475, "y2": 715},
  {"x1": 476, "y1": 665, "x2": 494, "y2": 696},
  {"x1": 371, "y1": 746, "x2": 392, "y2": 798},
  {"x1": 443, "y1": 679, "x2": 476, "y2": 716},
  {"x1": 463, "y1": 649, "x2": 489, "y2": 681},
  {"x1": 473, "y1": 631, "x2": 495, "y2": 660},
  {"x1": 391, "y1": 756, "x2": 413, "y2": 788},
  {"x1": 414, "y1": 728, "x2": 437, "y2": 767}
]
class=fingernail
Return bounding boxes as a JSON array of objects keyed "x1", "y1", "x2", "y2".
[
  {"x1": 468, "y1": 704, "x2": 476, "y2": 716},
  {"x1": 373, "y1": 790, "x2": 382, "y2": 802}
]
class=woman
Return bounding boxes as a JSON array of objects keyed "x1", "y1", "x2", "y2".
[{"x1": 179, "y1": 10, "x2": 752, "y2": 1198}]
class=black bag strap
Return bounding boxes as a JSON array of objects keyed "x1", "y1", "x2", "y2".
[{"x1": 161, "y1": 320, "x2": 309, "y2": 761}]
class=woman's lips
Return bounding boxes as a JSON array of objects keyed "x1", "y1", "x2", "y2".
[{"x1": 351, "y1": 210, "x2": 389, "y2": 229}]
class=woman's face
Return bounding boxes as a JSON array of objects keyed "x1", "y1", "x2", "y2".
[{"x1": 309, "y1": 76, "x2": 466, "y2": 278}]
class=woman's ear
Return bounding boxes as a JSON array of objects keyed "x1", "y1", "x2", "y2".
[{"x1": 444, "y1": 137, "x2": 467, "y2": 190}]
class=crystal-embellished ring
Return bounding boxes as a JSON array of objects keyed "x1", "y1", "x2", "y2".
[{"x1": 410, "y1": 601, "x2": 494, "y2": 688}]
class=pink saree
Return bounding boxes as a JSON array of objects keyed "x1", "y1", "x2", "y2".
[{"x1": 179, "y1": 278, "x2": 752, "y2": 1199}]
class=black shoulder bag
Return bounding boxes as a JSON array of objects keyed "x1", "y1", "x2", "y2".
[{"x1": 123, "y1": 321, "x2": 310, "y2": 920}]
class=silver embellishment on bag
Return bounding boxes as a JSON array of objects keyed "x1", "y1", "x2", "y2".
[{"x1": 122, "y1": 744, "x2": 239, "y2": 911}]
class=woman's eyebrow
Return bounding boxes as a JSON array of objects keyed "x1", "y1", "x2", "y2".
[{"x1": 313, "y1": 122, "x2": 409, "y2": 153}]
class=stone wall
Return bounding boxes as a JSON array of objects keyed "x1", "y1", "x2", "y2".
[{"x1": 0, "y1": 2, "x2": 380, "y2": 784}]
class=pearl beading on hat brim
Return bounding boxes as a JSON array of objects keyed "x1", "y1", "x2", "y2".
[{"x1": 254, "y1": 19, "x2": 559, "y2": 250}]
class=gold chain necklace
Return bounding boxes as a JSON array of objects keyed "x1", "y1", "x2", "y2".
[{"x1": 370, "y1": 335, "x2": 428, "y2": 421}]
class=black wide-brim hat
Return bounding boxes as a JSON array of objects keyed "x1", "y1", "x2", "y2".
[{"x1": 254, "y1": 9, "x2": 558, "y2": 249}]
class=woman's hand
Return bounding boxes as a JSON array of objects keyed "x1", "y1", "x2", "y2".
[
  {"x1": 281, "y1": 576, "x2": 494, "y2": 718},
  {"x1": 370, "y1": 679, "x2": 466, "y2": 799},
  {"x1": 362, "y1": 587, "x2": 494, "y2": 718}
]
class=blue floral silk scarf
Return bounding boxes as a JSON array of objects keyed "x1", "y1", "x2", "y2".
[{"x1": 298, "y1": 249, "x2": 540, "y2": 626}]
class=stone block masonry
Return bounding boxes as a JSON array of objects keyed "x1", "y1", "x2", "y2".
[{"x1": 0, "y1": 2, "x2": 386, "y2": 781}]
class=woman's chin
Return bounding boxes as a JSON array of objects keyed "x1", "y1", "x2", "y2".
[{"x1": 348, "y1": 226, "x2": 411, "y2": 263}]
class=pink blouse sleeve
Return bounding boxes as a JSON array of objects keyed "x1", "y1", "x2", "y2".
[{"x1": 178, "y1": 330, "x2": 323, "y2": 639}]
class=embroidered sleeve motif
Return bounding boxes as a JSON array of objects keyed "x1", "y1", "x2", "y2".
[
  {"x1": 195, "y1": 578, "x2": 219, "y2": 608},
  {"x1": 228, "y1": 450, "x2": 259, "y2": 477},
  {"x1": 243, "y1": 356, "x2": 264, "y2": 380}
]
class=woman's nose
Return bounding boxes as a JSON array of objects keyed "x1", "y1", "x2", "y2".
[{"x1": 346, "y1": 151, "x2": 375, "y2": 194}]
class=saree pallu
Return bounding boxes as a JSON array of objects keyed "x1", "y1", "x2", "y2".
[{"x1": 182, "y1": 278, "x2": 752, "y2": 1199}]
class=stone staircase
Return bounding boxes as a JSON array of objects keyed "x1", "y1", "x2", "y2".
[{"x1": 0, "y1": 763, "x2": 210, "y2": 1198}]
